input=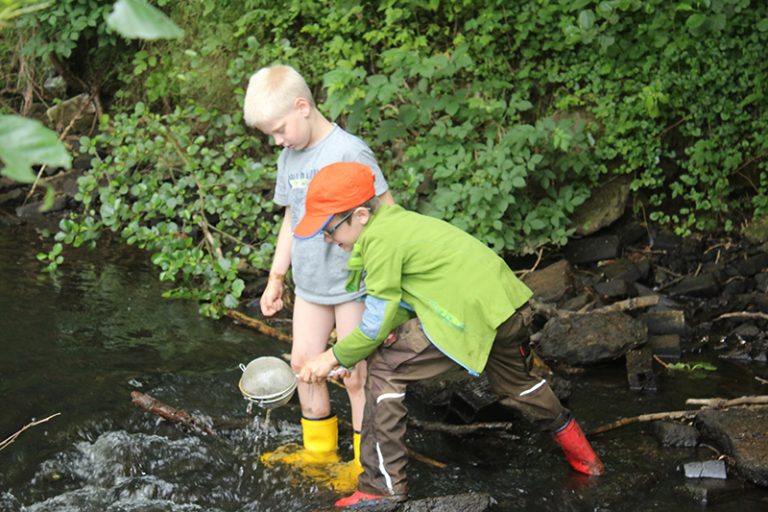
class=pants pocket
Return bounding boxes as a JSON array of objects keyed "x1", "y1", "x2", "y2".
[{"x1": 394, "y1": 318, "x2": 431, "y2": 354}]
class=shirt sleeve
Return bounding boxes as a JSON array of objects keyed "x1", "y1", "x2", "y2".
[
  {"x1": 273, "y1": 150, "x2": 290, "y2": 206},
  {"x1": 331, "y1": 239, "x2": 407, "y2": 366}
]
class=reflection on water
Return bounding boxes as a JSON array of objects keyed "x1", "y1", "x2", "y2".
[{"x1": 1, "y1": 224, "x2": 767, "y2": 511}]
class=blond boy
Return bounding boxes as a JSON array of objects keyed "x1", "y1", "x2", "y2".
[{"x1": 243, "y1": 65, "x2": 394, "y2": 479}]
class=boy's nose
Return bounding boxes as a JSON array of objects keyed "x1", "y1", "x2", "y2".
[{"x1": 273, "y1": 135, "x2": 284, "y2": 146}]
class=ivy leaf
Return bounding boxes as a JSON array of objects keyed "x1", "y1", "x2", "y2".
[
  {"x1": 107, "y1": 0, "x2": 184, "y2": 40},
  {"x1": 759, "y1": 18, "x2": 768, "y2": 32},
  {"x1": 0, "y1": 115, "x2": 71, "y2": 183}
]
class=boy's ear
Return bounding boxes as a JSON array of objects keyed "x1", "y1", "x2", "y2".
[
  {"x1": 294, "y1": 97, "x2": 312, "y2": 116},
  {"x1": 356, "y1": 207, "x2": 371, "y2": 225}
]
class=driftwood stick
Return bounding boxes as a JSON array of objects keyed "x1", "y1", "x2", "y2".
[
  {"x1": 0, "y1": 413, "x2": 61, "y2": 451},
  {"x1": 409, "y1": 418, "x2": 517, "y2": 436},
  {"x1": 589, "y1": 395, "x2": 768, "y2": 435},
  {"x1": 685, "y1": 395, "x2": 768, "y2": 408},
  {"x1": 226, "y1": 310, "x2": 292, "y2": 343},
  {"x1": 591, "y1": 295, "x2": 660, "y2": 314},
  {"x1": 529, "y1": 295, "x2": 660, "y2": 319},
  {"x1": 714, "y1": 311, "x2": 768, "y2": 322},
  {"x1": 757, "y1": 376, "x2": 768, "y2": 385},
  {"x1": 588, "y1": 410, "x2": 697, "y2": 435},
  {"x1": 131, "y1": 391, "x2": 217, "y2": 437}
]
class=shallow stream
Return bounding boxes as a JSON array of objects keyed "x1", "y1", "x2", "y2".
[{"x1": 1, "y1": 223, "x2": 767, "y2": 511}]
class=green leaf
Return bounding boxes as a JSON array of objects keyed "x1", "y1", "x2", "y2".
[
  {"x1": 686, "y1": 13, "x2": 706, "y2": 30},
  {"x1": 0, "y1": 115, "x2": 71, "y2": 183},
  {"x1": 107, "y1": 0, "x2": 184, "y2": 40},
  {"x1": 578, "y1": 10, "x2": 595, "y2": 30},
  {"x1": 759, "y1": 18, "x2": 768, "y2": 32}
]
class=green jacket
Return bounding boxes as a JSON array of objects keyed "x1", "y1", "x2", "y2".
[{"x1": 332, "y1": 204, "x2": 532, "y2": 375}]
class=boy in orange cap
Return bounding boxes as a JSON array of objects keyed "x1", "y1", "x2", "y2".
[{"x1": 296, "y1": 162, "x2": 605, "y2": 508}]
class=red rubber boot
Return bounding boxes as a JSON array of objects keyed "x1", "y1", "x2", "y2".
[
  {"x1": 552, "y1": 418, "x2": 605, "y2": 476},
  {"x1": 335, "y1": 490, "x2": 404, "y2": 508}
]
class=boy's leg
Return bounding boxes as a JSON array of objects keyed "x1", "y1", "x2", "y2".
[
  {"x1": 333, "y1": 299, "x2": 367, "y2": 432},
  {"x1": 292, "y1": 296, "x2": 336, "y2": 419},
  {"x1": 356, "y1": 319, "x2": 455, "y2": 499},
  {"x1": 484, "y1": 306, "x2": 569, "y2": 430},
  {"x1": 485, "y1": 307, "x2": 604, "y2": 475}
]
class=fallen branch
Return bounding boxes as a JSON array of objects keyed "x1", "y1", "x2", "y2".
[
  {"x1": 588, "y1": 410, "x2": 696, "y2": 435},
  {"x1": 529, "y1": 295, "x2": 660, "y2": 319},
  {"x1": 713, "y1": 311, "x2": 768, "y2": 322},
  {"x1": 226, "y1": 310, "x2": 292, "y2": 343},
  {"x1": 131, "y1": 391, "x2": 217, "y2": 437},
  {"x1": 685, "y1": 395, "x2": 768, "y2": 408},
  {"x1": 588, "y1": 395, "x2": 768, "y2": 435},
  {"x1": 409, "y1": 418, "x2": 517, "y2": 436},
  {"x1": 0, "y1": 413, "x2": 61, "y2": 451},
  {"x1": 757, "y1": 376, "x2": 768, "y2": 385}
]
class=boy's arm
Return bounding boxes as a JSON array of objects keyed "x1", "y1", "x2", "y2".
[
  {"x1": 260, "y1": 207, "x2": 292, "y2": 316},
  {"x1": 332, "y1": 239, "x2": 407, "y2": 366}
]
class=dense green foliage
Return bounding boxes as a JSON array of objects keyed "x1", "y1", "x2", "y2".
[{"x1": 4, "y1": 0, "x2": 767, "y2": 315}]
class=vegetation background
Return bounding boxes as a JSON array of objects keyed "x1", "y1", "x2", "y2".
[{"x1": 1, "y1": 0, "x2": 767, "y2": 316}]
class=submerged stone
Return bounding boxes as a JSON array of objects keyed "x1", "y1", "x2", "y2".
[{"x1": 695, "y1": 406, "x2": 768, "y2": 487}]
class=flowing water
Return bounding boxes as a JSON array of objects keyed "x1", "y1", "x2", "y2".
[{"x1": 1, "y1": 223, "x2": 767, "y2": 511}]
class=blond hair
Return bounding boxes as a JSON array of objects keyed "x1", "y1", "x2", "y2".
[{"x1": 243, "y1": 64, "x2": 315, "y2": 128}]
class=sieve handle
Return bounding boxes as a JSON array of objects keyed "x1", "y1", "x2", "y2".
[{"x1": 239, "y1": 363, "x2": 246, "y2": 373}]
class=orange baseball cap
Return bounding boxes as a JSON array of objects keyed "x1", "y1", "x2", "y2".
[{"x1": 293, "y1": 162, "x2": 376, "y2": 239}]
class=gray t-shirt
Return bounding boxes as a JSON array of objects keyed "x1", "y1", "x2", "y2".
[{"x1": 274, "y1": 124, "x2": 389, "y2": 304}]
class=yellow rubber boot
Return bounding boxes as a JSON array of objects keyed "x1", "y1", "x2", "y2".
[
  {"x1": 324, "y1": 431, "x2": 364, "y2": 493},
  {"x1": 260, "y1": 416, "x2": 341, "y2": 469}
]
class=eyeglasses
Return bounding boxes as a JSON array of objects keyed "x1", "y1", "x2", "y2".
[{"x1": 322, "y1": 211, "x2": 354, "y2": 238}]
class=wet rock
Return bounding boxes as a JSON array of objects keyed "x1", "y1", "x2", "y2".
[
  {"x1": 743, "y1": 216, "x2": 768, "y2": 245},
  {"x1": 536, "y1": 312, "x2": 647, "y2": 365},
  {"x1": 666, "y1": 273, "x2": 721, "y2": 298},
  {"x1": 570, "y1": 174, "x2": 632, "y2": 236},
  {"x1": 754, "y1": 272, "x2": 768, "y2": 293},
  {"x1": 599, "y1": 257, "x2": 647, "y2": 282},
  {"x1": 677, "y1": 479, "x2": 747, "y2": 506},
  {"x1": 46, "y1": 93, "x2": 97, "y2": 133},
  {"x1": 401, "y1": 491, "x2": 495, "y2": 512},
  {"x1": 653, "y1": 420, "x2": 699, "y2": 447},
  {"x1": 639, "y1": 308, "x2": 686, "y2": 335},
  {"x1": 626, "y1": 347, "x2": 657, "y2": 391},
  {"x1": 684, "y1": 460, "x2": 727, "y2": 479},
  {"x1": 734, "y1": 252, "x2": 768, "y2": 277},
  {"x1": 448, "y1": 375, "x2": 499, "y2": 423},
  {"x1": 695, "y1": 406, "x2": 768, "y2": 487},
  {"x1": 648, "y1": 334, "x2": 681, "y2": 360},
  {"x1": 522, "y1": 259, "x2": 574, "y2": 303},
  {"x1": 564, "y1": 234, "x2": 621, "y2": 265},
  {"x1": 594, "y1": 279, "x2": 637, "y2": 300}
]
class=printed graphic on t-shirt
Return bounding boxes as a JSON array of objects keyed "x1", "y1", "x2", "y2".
[{"x1": 289, "y1": 177, "x2": 310, "y2": 189}]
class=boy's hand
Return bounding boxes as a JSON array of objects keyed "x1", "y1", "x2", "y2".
[
  {"x1": 298, "y1": 349, "x2": 339, "y2": 384},
  {"x1": 260, "y1": 277, "x2": 284, "y2": 316}
]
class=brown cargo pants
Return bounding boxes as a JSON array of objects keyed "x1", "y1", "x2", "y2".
[{"x1": 357, "y1": 307, "x2": 570, "y2": 497}]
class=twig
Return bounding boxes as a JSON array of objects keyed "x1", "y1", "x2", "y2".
[
  {"x1": 0, "y1": 413, "x2": 61, "y2": 451},
  {"x1": 713, "y1": 311, "x2": 768, "y2": 322},
  {"x1": 226, "y1": 310, "x2": 292, "y2": 343},
  {"x1": 685, "y1": 395, "x2": 768, "y2": 408},
  {"x1": 588, "y1": 410, "x2": 696, "y2": 435},
  {"x1": 653, "y1": 355, "x2": 669, "y2": 369},
  {"x1": 131, "y1": 391, "x2": 216, "y2": 437},
  {"x1": 409, "y1": 418, "x2": 517, "y2": 436},
  {"x1": 588, "y1": 395, "x2": 768, "y2": 435},
  {"x1": 756, "y1": 376, "x2": 768, "y2": 385}
]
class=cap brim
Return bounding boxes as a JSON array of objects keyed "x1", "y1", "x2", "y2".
[{"x1": 293, "y1": 213, "x2": 334, "y2": 240}]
